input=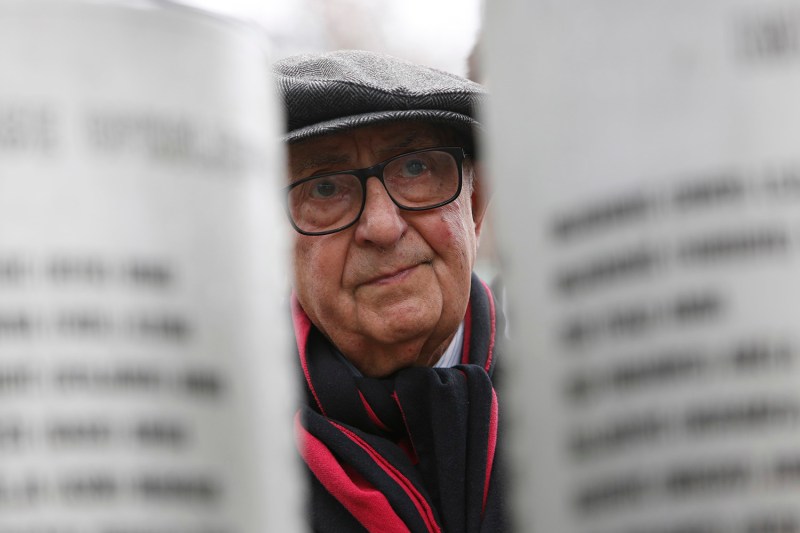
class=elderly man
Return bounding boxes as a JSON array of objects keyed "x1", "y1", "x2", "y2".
[{"x1": 274, "y1": 50, "x2": 506, "y2": 532}]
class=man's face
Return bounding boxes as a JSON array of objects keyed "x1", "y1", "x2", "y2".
[{"x1": 289, "y1": 121, "x2": 486, "y2": 377}]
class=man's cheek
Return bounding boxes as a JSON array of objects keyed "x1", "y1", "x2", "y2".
[
  {"x1": 295, "y1": 238, "x2": 346, "y2": 296},
  {"x1": 435, "y1": 208, "x2": 473, "y2": 257},
  {"x1": 291, "y1": 241, "x2": 319, "y2": 292}
]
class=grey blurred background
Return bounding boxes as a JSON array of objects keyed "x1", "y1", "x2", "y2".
[{"x1": 177, "y1": 0, "x2": 483, "y2": 77}]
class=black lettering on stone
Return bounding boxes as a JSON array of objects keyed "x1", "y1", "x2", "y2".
[
  {"x1": 552, "y1": 193, "x2": 652, "y2": 242},
  {"x1": 0, "y1": 104, "x2": 57, "y2": 153},
  {"x1": 685, "y1": 399, "x2": 800, "y2": 434},
  {"x1": 56, "y1": 311, "x2": 112, "y2": 337},
  {"x1": 730, "y1": 341, "x2": 794, "y2": 372},
  {"x1": 679, "y1": 228, "x2": 789, "y2": 264},
  {"x1": 773, "y1": 453, "x2": 800, "y2": 483},
  {"x1": 561, "y1": 292, "x2": 723, "y2": 349},
  {"x1": 611, "y1": 350, "x2": 707, "y2": 393},
  {"x1": 54, "y1": 367, "x2": 97, "y2": 391},
  {"x1": 671, "y1": 292, "x2": 723, "y2": 324},
  {"x1": 86, "y1": 111, "x2": 249, "y2": 172},
  {"x1": 123, "y1": 260, "x2": 173, "y2": 288},
  {"x1": 746, "y1": 514, "x2": 800, "y2": 533},
  {"x1": 0, "y1": 421, "x2": 24, "y2": 449},
  {"x1": 567, "y1": 351, "x2": 707, "y2": 402},
  {"x1": 569, "y1": 413, "x2": 668, "y2": 460},
  {"x1": 55, "y1": 365, "x2": 162, "y2": 393},
  {"x1": 607, "y1": 305, "x2": 661, "y2": 338},
  {"x1": 101, "y1": 524, "x2": 230, "y2": 533},
  {"x1": 0, "y1": 312, "x2": 35, "y2": 338},
  {"x1": 0, "y1": 366, "x2": 35, "y2": 394},
  {"x1": 565, "y1": 373, "x2": 599, "y2": 402},
  {"x1": 736, "y1": 10, "x2": 800, "y2": 63},
  {"x1": 560, "y1": 318, "x2": 601, "y2": 348},
  {"x1": 135, "y1": 474, "x2": 219, "y2": 504},
  {"x1": 58, "y1": 473, "x2": 117, "y2": 502},
  {"x1": 0, "y1": 475, "x2": 46, "y2": 506},
  {"x1": 88, "y1": 113, "x2": 192, "y2": 157},
  {"x1": 574, "y1": 474, "x2": 649, "y2": 514},
  {"x1": 129, "y1": 315, "x2": 190, "y2": 342},
  {"x1": 47, "y1": 420, "x2": 113, "y2": 446},
  {"x1": 672, "y1": 174, "x2": 745, "y2": 210},
  {"x1": 0, "y1": 257, "x2": 32, "y2": 285},
  {"x1": 181, "y1": 370, "x2": 223, "y2": 398},
  {"x1": 556, "y1": 248, "x2": 660, "y2": 296},
  {"x1": 48, "y1": 257, "x2": 108, "y2": 285},
  {"x1": 663, "y1": 461, "x2": 750, "y2": 496},
  {"x1": 763, "y1": 165, "x2": 800, "y2": 198},
  {"x1": 619, "y1": 522, "x2": 723, "y2": 533},
  {"x1": 134, "y1": 420, "x2": 188, "y2": 448}
]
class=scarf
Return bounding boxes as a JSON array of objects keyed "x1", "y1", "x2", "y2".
[{"x1": 292, "y1": 273, "x2": 507, "y2": 532}]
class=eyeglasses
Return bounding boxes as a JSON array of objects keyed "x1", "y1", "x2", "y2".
[{"x1": 285, "y1": 147, "x2": 466, "y2": 236}]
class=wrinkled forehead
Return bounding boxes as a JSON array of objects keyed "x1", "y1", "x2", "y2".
[{"x1": 288, "y1": 121, "x2": 462, "y2": 179}]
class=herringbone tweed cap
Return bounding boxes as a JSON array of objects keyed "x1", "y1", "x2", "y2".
[{"x1": 273, "y1": 50, "x2": 486, "y2": 151}]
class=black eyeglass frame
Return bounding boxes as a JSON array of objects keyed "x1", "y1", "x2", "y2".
[{"x1": 284, "y1": 146, "x2": 468, "y2": 236}]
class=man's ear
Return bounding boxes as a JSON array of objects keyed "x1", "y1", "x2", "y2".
[{"x1": 470, "y1": 161, "x2": 490, "y2": 239}]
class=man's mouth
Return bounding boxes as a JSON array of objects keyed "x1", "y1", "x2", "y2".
[{"x1": 363, "y1": 262, "x2": 428, "y2": 287}]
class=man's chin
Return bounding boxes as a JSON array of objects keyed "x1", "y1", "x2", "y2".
[
  {"x1": 326, "y1": 299, "x2": 455, "y2": 377},
  {"x1": 362, "y1": 296, "x2": 440, "y2": 340}
]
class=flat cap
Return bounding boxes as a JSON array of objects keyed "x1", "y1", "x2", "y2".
[{"x1": 272, "y1": 50, "x2": 486, "y2": 153}]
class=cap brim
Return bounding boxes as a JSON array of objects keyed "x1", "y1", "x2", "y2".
[{"x1": 284, "y1": 109, "x2": 482, "y2": 154}]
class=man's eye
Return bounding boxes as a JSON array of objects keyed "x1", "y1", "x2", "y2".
[
  {"x1": 401, "y1": 159, "x2": 428, "y2": 177},
  {"x1": 311, "y1": 180, "x2": 338, "y2": 198}
]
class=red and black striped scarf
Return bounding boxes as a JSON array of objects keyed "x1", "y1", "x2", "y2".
[{"x1": 292, "y1": 273, "x2": 507, "y2": 532}]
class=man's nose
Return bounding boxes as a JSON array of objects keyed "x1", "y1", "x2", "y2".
[{"x1": 353, "y1": 177, "x2": 407, "y2": 248}]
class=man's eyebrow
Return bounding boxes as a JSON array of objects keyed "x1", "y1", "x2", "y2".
[
  {"x1": 292, "y1": 130, "x2": 445, "y2": 175},
  {"x1": 292, "y1": 153, "x2": 352, "y2": 175},
  {"x1": 375, "y1": 131, "x2": 440, "y2": 156}
]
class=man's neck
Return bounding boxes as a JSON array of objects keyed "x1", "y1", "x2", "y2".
[
  {"x1": 335, "y1": 321, "x2": 466, "y2": 376},
  {"x1": 433, "y1": 322, "x2": 464, "y2": 368}
]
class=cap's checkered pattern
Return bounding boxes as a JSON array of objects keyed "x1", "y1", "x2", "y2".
[{"x1": 273, "y1": 50, "x2": 486, "y2": 152}]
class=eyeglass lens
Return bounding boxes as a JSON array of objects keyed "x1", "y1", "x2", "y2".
[{"x1": 287, "y1": 149, "x2": 460, "y2": 235}]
